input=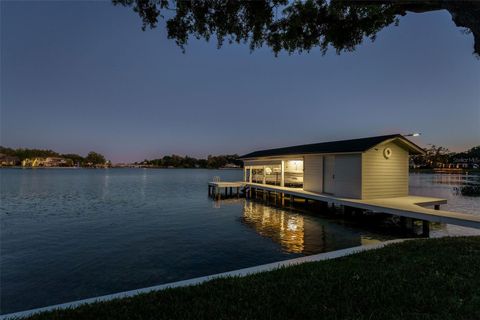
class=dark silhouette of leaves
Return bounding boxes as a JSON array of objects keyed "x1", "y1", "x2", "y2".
[{"x1": 113, "y1": 0, "x2": 479, "y2": 56}]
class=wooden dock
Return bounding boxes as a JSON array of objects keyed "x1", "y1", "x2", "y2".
[
  {"x1": 208, "y1": 181, "x2": 480, "y2": 230},
  {"x1": 208, "y1": 181, "x2": 245, "y2": 199}
]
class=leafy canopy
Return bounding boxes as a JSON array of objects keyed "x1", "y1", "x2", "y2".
[{"x1": 113, "y1": 0, "x2": 480, "y2": 56}]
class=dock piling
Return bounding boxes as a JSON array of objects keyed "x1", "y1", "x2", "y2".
[{"x1": 422, "y1": 220, "x2": 430, "y2": 237}]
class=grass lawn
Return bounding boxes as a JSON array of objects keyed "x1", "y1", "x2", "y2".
[{"x1": 20, "y1": 237, "x2": 480, "y2": 320}]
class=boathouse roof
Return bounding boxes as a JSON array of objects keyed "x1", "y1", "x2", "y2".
[{"x1": 240, "y1": 134, "x2": 424, "y2": 159}]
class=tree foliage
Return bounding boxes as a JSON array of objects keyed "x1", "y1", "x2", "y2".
[
  {"x1": 112, "y1": 0, "x2": 480, "y2": 56},
  {"x1": 0, "y1": 146, "x2": 107, "y2": 166},
  {"x1": 61, "y1": 153, "x2": 85, "y2": 165},
  {"x1": 0, "y1": 146, "x2": 59, "y2": 160},
  {"x1": 141, "y1": 154, "x2": 242, "y2": 168},
  {"x1": 85, "y1": 151, "x2": 107, "y2": 165},
  {"x1": 451, "y1": 146, "x2": 480, "y2": 160},
  {"x1": 411, "y1": 145, "x2": 480, "y2": 168}
]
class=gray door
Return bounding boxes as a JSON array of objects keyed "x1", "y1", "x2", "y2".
[{"x1": 323, "y1": 155, "x2": 335, "y2": 194}]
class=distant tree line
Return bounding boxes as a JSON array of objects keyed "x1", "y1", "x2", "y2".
[
  {"x1": 138, "y1": 154, "x2": 242, "y2": 169},
  {"x1": 411, "y1": 145, "x2": 480, "y2": 168},
  {"x1": 0, "y1": 146, "x2": 59, "y2": 160},
  {"x1": 0, "y1": 146, "x2": 107, "y2": 166},
  {"x1": 452, "y1": 146, "x2": 480, "y2": 159},
  {"x1": 0, "y1": 146, "x2": 242, "y2": 168}
]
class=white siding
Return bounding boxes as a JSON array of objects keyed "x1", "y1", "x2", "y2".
[
  {"x1": 323, "y1": 155, "x2": 335, "y2": 194},
  {"x1": 334, "y1": 154, "x2": 362, "y2": 198},
  {"x1": 304, "y1": 155, "x2": 323, "y2": 193},
  {"x1": 362, "y1": 141, "x2": 409, "y2": 199}
]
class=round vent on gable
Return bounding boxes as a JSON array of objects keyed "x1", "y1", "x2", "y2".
[{"x1": 383, "y1": 147, "x2": 392, "y2": 159}]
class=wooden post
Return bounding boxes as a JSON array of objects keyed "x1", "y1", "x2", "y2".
[
  {"x1": 262, "y1": 166, "x2": 266, "y2": 185},
  {"x1": 422, "y1": 220, "x2": 430, "y2": 237},
  {"x1": 208, "y1": 185, "x2": 211, "y2": 196},
  {"x1": 400, "y1": 216, "x2": 405, "y2": 229},
  {"x1": 249, "y1": 167, "x2": 252, "y2": 183},
  {"x1": 236, "y1": 187, "x2": 239, "y2": 198},
  {"x1": 281, "y1": 160, "x2": 285, "y2": 187},
  {"x1": 281, "y1": 193, "x2": 285, "y2": 206},
  {"x1": 404, "y1": 217, "x2": 414, "y2": 231}
]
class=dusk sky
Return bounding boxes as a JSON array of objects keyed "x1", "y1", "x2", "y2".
[{"x1": 1, "y1": 1, "x2": 479, "y2": 162}]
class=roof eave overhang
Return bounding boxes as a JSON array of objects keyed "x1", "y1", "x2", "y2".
[
  {"x1": 367, "y1": 137, "x2": 425, "y2": 155},
  {"x1": 240, "y1": 151, "x2": 364, "y2": 161}
]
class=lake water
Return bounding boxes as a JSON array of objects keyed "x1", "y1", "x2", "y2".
[{"x1": 1, "y1": 169, "x2": 479, "y2": 314}]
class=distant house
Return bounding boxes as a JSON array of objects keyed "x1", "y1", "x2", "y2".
[
  {"x1": 239, "y1": 134, "x2": 424, "y2": 200},
  {"x1": 22, "y1": 158, "x2": 33, "y2": 167},
  {"x1": 45, "y1": 157, "x2": 68, "y2": 167},
  {"x1": 222, "y1": 163, "x2": 241, "y2": 169},
  {"x1": 0, "y1": 154, "x2": 20, "y2": 166},
  {"x1": 22, "y1": 158, "x2": 46, "y2": 167},
  {"x1": 452, "y1": 157, "x2": 480, "y2": 169},
  {"x1": 20, "y1": 157, "x2": 71, "y2": 167}
]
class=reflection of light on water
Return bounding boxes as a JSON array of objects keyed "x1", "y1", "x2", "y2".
[
  {"x1": 140, "y1": 168, "x2": 147, "y2": 200},
  {"x1": 102, "y1": 173, "x2": 110, "y2": 200},
  {"x1": 243, "y1": 201, "x2": 305, "y2": 253},
  {"x1": 212, "y1": 198, "x2": 244, "y2": 209},
  {"x1": 430, "y1": 174, "x2": 479, "y2": 186},
  {"x1": 287, "y1": 220, "x2": 298, "y2": 231}
]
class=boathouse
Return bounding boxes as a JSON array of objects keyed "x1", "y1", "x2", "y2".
[{"x1": 240, "y1": 134, "x2": 425, "y2": 200}]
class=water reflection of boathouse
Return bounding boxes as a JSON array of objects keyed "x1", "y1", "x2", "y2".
[
  {"x1": 243, "y1": 201, "x2": 310, "y2": 253},
  {"x1": 242, "y1": 201, "x2": 382, "y2": 254}
]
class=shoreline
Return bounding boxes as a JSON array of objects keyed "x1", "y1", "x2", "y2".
[
  {"x1": 0, "y1": 166, "x2": 242, "y2": 170},
  {"x1": 3, "y1": 236, "x2": 480, "y2": 320},
  {"x1": 1, "y1": 167, "x2": 478, "y2": 174},
  {"x1": 0, "y1": 239, "x2": 407, "y2": 319}
]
